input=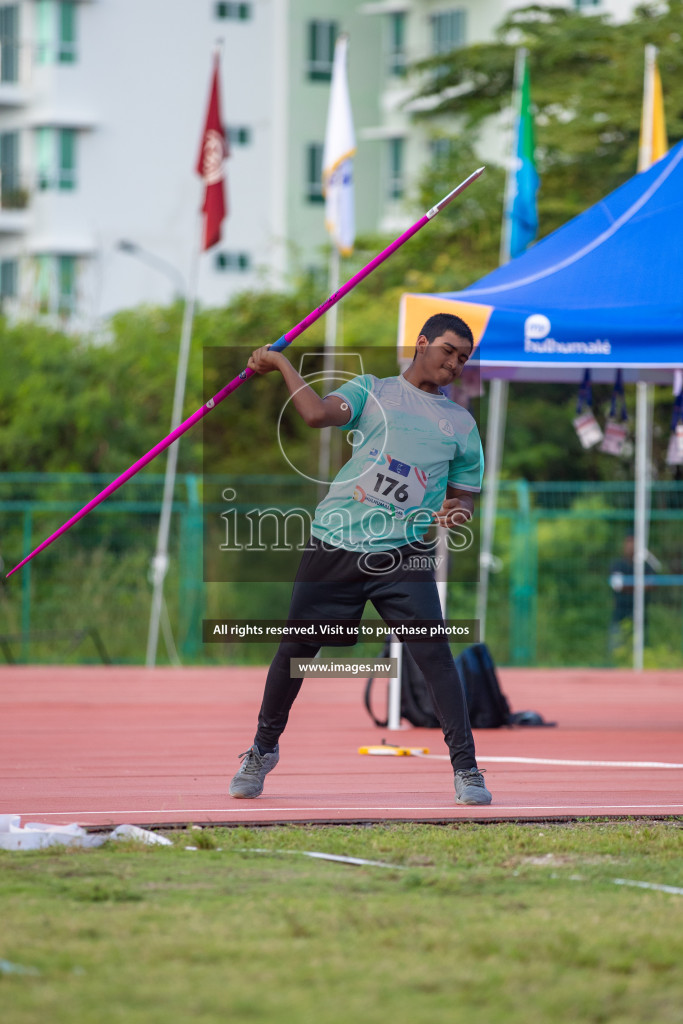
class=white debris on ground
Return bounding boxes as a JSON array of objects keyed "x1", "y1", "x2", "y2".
[
  {"x1": 0, "y1": 959, "x2": 40, "y2": 976},
  {"x1": 0, "y1": 815, "x2": 172, "y2": 851}
]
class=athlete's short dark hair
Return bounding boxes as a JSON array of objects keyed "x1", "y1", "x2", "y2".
[{"x1": 419, "y1": 313, "x2": 474, "y2": 349}]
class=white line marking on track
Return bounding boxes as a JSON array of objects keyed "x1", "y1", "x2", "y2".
[
  {"x1": 422, "y1": 755, "x2": 683, "y2": 768},
  {"x1": 7, "y1": 803, "x2": 683, "y2": 818}
]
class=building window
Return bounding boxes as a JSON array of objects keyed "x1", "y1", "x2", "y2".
[
  {"x1": 35, "y1": 254, "x2": 76, "y2": 314},
  {"x1": 58, "y1": 254, "x2": 75, "y2": 309},
  {"x1": 387, "y1": 138, "x2": 404, "y2": 200},
  {"x1": 0, "y1": 5, "x2": 19, "y2": 83},
  {"x1": 226, "y1": 125, "x2": 251, "y2": 147},
  {"x1": 0, "y1": 258, "x2": 17, "y2": 298},
  {"x1": 431, "y1": 9, "x2": 466, "y2": 55},
  {"x1": 36, "y1": 127, "x2": 77, "y2": 190},
  {"x1": 387, "y1": 12, "x2": 406, "y2": 77},
  {"x1": 307, "y1": 20, "x2": 336, "y2": 81},
  {"x1": 58, "y1": 0, "x2": 76, "y2": 61},
  {"x1": 0, "y1": 130, "x2": 20, "y2": 204},
  {"x1": 215, "y1": 251, "x2": 250, "y2": 272},
  {"x1": 215, "y1": 2, "x2": 251, "y2": 18},
  {"x1": 305, "y1": 143, "x2": 324, "y2": 203},
  {"x1": 36, "y1": 0, "x2": 77, "y2": 64}
]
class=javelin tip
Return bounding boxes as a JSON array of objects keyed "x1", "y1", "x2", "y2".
[{"x1": 427, "y1": 166, "x2": 485, "y2": 219}]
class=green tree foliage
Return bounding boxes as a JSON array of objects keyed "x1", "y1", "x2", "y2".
[
  {"x1": 0, "y1": 303, "x2": 678, "y2": 484},
  {"x1": 0, "y1": 321, "x2": 111, "y2": 473},
  {"x1": 0, "y1": 309, "x2": 197, "y2": 475},
  {"x1": 0, "y1": 294, "x2": 323, "y2": 478},
  {"x1": 412, "y1": 2, "x2": 683, "y2": 235}
]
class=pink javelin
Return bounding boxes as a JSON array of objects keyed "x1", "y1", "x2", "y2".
[{"x1": 6, "y1": 167, "x2": 484, "y2": 579}]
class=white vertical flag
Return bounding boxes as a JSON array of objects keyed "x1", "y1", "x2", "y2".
[{"x1": 322, "y1": 34, "x2": 356, "y2": 256}]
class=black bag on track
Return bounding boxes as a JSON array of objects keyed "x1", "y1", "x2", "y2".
[
  {"x1": 454, "y1": 643, "x2": 512, "y2": 728},
  {"x1": 364, "y1": 641, "x2": 512, "y2": 730}
]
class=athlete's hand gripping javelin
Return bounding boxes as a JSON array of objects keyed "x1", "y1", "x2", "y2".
[{"x1": 247, "y1": 345, "x2": 351, "y2": 428}]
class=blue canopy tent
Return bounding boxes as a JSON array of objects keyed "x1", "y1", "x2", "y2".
[
  {"x1": 397, "y1": 141, "x2": 683, "y2": 671},
  {"x1": 399, "y1": 139, "x2": 683, "y2": 380}
]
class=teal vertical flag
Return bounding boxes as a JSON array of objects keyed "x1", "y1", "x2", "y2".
[{"x1": 507, "y1": 55, "x2": 539, "y2": 259}]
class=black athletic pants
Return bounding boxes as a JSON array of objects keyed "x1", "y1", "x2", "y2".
[{"x1": 253, "y1": 539, "x2": 477, "y2": 772}]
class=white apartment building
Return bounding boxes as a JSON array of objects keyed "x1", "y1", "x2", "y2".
[
  {"x1": 0, "y1": 0, "x2": 384, "y2": 328},
  {"x1": 0, "y1": 0, "x2": 639, "y2": 328}
]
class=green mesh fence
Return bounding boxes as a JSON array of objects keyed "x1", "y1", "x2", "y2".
[
  {"x1": 481, "y1": 481, "x2": 683, "y2": 668},
  {"x1": 1, "y1": 474, "x2": 681, "y2": 667},
  {"x1": 0, "y1": 473, "x2": 203, "y2": 665}
]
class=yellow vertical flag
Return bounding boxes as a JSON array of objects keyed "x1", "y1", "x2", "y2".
[{"x1": 638, "y1": 44, "x2": 668, "y2": 172}]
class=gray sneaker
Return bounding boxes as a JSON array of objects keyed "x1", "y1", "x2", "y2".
[
  {"x1": 454, "y1": 768, "x2": 492, "y2": 805},
  {"x1": 229, "y1": 745, "x2": 280, "y2": 799}
]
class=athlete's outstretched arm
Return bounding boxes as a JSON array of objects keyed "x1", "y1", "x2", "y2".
[{"x1": 247, "y1": 347, "x2": 350, "y2": 428}]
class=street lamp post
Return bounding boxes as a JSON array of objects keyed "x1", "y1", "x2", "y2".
[
  {"x1": 116, "y1": 240, "x2": 185, "y2": 299},
  {"x1": 116, "y1": 239, "x2": 196, "y2": 667}
]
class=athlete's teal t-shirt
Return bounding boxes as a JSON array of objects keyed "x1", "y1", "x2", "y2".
[{"x1": 311, "y1": 373, "x2": 484, "y2": 552}]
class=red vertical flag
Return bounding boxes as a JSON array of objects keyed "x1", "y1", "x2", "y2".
[{"x1": 196, "y1": 55, "x2": 228, "y2": 250}]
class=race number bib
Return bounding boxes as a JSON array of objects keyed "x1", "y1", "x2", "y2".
[{"x1": 353, "y1": 451, "x2": 428, "y2": 519}]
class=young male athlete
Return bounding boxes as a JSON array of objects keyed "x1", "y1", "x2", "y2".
[{"x1": 229, "y1": 312, "x2": 492, "y2": 806}]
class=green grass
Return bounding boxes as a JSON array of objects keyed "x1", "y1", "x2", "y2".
[{"x1": 1, "y1": 821, "x2": 682, "y2": 1024}]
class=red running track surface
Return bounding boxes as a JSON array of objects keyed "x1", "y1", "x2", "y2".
[{"x1": 2, "y1": 665, "x2": 682, "y2": 828}]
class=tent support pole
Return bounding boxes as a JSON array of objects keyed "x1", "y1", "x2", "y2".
[
  {"x1": 633, "y1": 381, "x2": 653, "y2": 671},
  {"x1": 477, "y1": 378, "x2": 508, "y2": 641}
]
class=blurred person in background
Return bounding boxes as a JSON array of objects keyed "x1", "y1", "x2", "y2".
[{"x1": 608, "y1": 533, "x2": 659, "y2": 656}]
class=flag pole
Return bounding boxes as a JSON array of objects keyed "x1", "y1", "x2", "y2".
[
  {"x1": 148, "y1": 43, "x2": 226, "y2": 667},
  {"x1": 633, "y1": 45, "x2": 659, "y2": 670},
  {"x1": 318, "y1": 33, "x2": 355, "y2": 493},
  {"x1": 5, "y1": 167, "x2": 484, "y2": 580},
  {"x1": 478, "y1": 49, "x2": 526, "y2": 640},
  {"x1": 317, "y1": 246, "x2": 340, "y2": 495},
  {"x1": 633, "y1": 45, "x2": 669, "y2": 667},
  {"x1": 633, "y1": 47, "x2": 654, "y2": 670}
]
